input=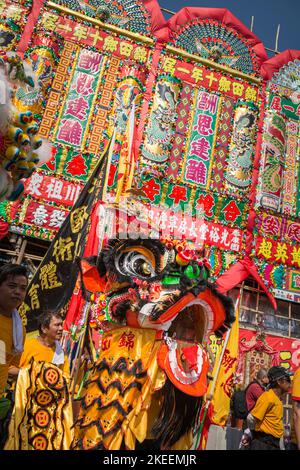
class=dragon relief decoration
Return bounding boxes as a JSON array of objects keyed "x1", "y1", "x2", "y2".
[
  {"x1": 225, "y1": 105, "x2": 258, "y2": 191},
  {"x1": 141, "y1": 77, "x2": 180, "y2": 163},
  {"x1": 71, "y1": 204, "x2": 235, "y2": 450}
]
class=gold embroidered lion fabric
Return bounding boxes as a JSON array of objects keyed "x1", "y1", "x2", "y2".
[
  {"x1": 72, "y1": 327, "x2": 166, "y2": 450},
  {"x1": 5, "y1": 361, "x2": 73, "y2": 450}
]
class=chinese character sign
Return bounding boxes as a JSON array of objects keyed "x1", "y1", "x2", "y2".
[
  {"x1": 184, "y1": 90, "x2": 220, "y2": 187},
  {"x1": 251, "y1": 64, "x2": 300, "y2": 303},
  {"x1": 56, "y1": 49, "x2": 103, "y2": 148},
  {"x1": 210, "y1": 311, "x2": 239, "y2": 426},
  {"x1": 24, "y1": 173, "x2": 83, "y2": 206},
  {"x1": 22, "y1": 146, "x2": 109, "y2": 331},
  {"x1": 258, "y1": 111, "x2": 286, "y2": 212}
]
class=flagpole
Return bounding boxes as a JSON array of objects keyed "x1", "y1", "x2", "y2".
[
  {"x1": 193, "y1": 327, "x2": 231, "y2": 450},
  {"x1": 193, "y1": 291, "x2": 241, "y2": 449},
  {"x1": 70, "y1": 300, "x2": 91, "y2": 400},
  {"x1": 207, "y1": 325, "x2": 233, "y2": 400},
  {"x1": 68, "y1": 136, "x2": 114, "y2": 400}
]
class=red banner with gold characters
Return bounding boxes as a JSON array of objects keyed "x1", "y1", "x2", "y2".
[
  {"x1": 209, "y1": 308, "x2": 240, "y2": 426},
  {"x1": 239, "y1": 328, "x2": 300, "y2": 373}
]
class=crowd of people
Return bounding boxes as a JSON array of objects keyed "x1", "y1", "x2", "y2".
[
  {"x1": 236, "y1": 366, "x2": 300, "y2": 450},
  {"x1": 0, "y1": 262, "x2": 299, "y2": 450},
  {"x1": 0, "y1": 263, "x2": 73, "y2": 448}
]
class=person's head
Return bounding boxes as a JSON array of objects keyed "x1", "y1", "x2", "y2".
[
  {"x1": 0, "y1": 263, "x2": 28, "y2": 314},
  {"x1": 267, "y1": 366, "x2": 292, "y2": 395},
  {"x1": 256, "y1": 368, "x2": 269, "y2": 387},
  {"x1": 38, "y1": 311, "x2": 64, "y2": 344}
]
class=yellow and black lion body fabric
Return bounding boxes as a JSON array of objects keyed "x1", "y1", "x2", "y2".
[
  {"x1": 5, "y1": 360, "x2": 73, "y2": 450},
  {"x1": 72, "y1": 234, "x2": 235, "y2": 450}
]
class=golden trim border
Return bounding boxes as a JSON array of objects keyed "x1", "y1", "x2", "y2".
[{"x1": 47, "y1": 1, "x2": 154, "y2": 45}]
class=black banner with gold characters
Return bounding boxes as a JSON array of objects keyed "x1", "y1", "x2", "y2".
[{"x1": 20, "y1": 145, "x2": 110, "y2": 332}]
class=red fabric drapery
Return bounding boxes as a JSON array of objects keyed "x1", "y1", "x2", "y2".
[
  {"x1": 64, "y1": 201, "x2": 104, "y2": 330},
  {"x1": 143, "y1": 0, "x2": 166, "y2": 35},
  {"x1": 0, "y1": 219, "x2": 9, "y2": 240},
  {"x1": 17, "y1": 0, "x2": 46, "y2": 56},
  {"x1": 261, "y1": 49, "x2": 300, "y2": 81},
  {"x1": 215, "y1": 256, "x2": 277, "y2": 311},
  {"x1": 239, "y1": 328, "x2": 300, "y2": 373},
  {"x1": 239, "y1": 333, "x2": 280, "y2": 362},
  {"x1": 236, "y1": 328, "x2": 280, "y2": 381}
]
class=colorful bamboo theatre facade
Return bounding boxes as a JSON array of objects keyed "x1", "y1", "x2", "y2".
[{"x1": 0, "y1": 0, "x2": 300, "y2": 428}]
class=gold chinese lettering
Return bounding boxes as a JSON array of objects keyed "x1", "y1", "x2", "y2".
[
  {"x1": 18, "y1": 302, "x2": 30, "y2": 326},
  {"x1": 103, "y1": 36, "x2": 118, "y2": 53},
  {"x1": 275, "y1": 242, "x2": 288, "y2": 263},
  {"x1": 70, "y1": 206, "x2": 89, "y2": 234},
  {"x1": 28, "y1": 283, "x2": 40, "y2": 310},
  {"x1": 133, "y1": 47, "x2": 148, "y2": 63},
  {"x1": 208, "y1": 334, "x2": 223, "y2": 358},
  {"x1": 205, "y1": 72, "x2": 218, "y2": 87},
  {"x1": 90, "y1": 29, "x2": 104, "y2": 47},
  {"x1": 232, "y1": 82, "x2": 245, "y2": 97},
  {"x1": 245, "y1": 86, "x2": 257, "y2": 102},
  {"x1": 218, "y1": 76, "x2": 231, "y2": 92},
  {"x1": 53, "y1": 237, "x2": 75, "y2": 263},
  {"x1": 120, "y1": 41, "x2": 133, "y2": 57},
  {"x1": 191, "y1": 67, "x2": 204, "y2": 83},
  {"x1": 162, "y1": 57, "x2": 177, "y2": 75},
  {"x1": 42, "y1": 13, "x2": 58, "y2": 31},
  {"x1": 258, "y1": 239, "x2": 273, "y2": 259},
  {"x1": 73, "y1": 25, "x2": 88, "y2": 41},
  {"x1": 39, "y1": 262, "x2": 62, "y2": 290},
  {"x1": 58, "y1": 23, "x2": 73, "y2": 34},
  {"x1": 291, "y1": 247, "x2": 300, "y2": 268}
]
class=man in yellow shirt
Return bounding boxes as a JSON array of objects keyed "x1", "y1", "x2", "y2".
[
  {"x1": 289, "y1": 367, "x2": 300, "y2": 450},
  {"x1": 0, "y1": 264, "x2": 28, "y2": 398},
  {"x1": 247, "y1": 366, "x2": 291, "y2": 450},
  {"x1": 4, "y1": 311, "x2": 73, "y2": 449},
  {"x1": 20, "y1": 311, "x2": 70, "y2": 376}
]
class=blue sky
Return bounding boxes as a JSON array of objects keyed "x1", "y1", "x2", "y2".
[{"x1": 159, "y1": 0, "x2": 300, "y2": 56}]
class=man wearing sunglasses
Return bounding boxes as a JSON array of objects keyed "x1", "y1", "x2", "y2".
[{"x1": 246, "y1": 366, "x2": 292, "y2": 450}]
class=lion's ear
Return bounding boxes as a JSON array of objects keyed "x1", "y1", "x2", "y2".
[{"x1": 80, "y1": 259, "x2": 107, "y2": 293}]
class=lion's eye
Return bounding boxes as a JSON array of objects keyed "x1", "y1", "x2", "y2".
[
  {"x1": 116, "y1": 252, "x2": 155, "y2": 279},
  {"x1": 141, "y1": 262, "x2": 151, "y2": 275}
]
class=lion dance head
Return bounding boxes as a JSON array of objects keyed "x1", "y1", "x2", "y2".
[{"x1": 71, "y1": 202, "x2": 235, "y2": 450}]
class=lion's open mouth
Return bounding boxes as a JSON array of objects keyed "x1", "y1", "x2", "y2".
[
  {"x1": 137, "y1": 291, "x2": 217, "y2": 344},
  {"x1": 106, "y1": 283, "x2": 227, "y2": 345},
  {"x1": 156, "y1": 298, "x2": 214, "y2": 396},
  {"x1": 167, "y1": 301, "x2": 214, "y2": 343}
]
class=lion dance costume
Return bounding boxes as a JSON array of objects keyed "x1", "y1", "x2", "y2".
[{"x1": 71, "y1": 203, "x2": 235, "y2": 450}]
